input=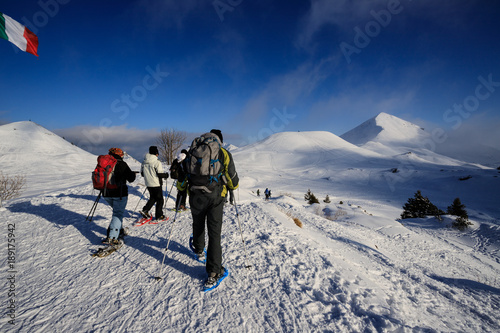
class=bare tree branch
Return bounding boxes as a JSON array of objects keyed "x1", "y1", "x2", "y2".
[
  {"x1": 156, "y1": 128, "x2": 188, "y2": 164},
  {"x1": 0, "y1": 172, "x2": 26, "y2": 207}
]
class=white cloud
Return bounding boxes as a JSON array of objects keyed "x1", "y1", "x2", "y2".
[
  {"x1": 432, "y1": 112, "x2": 500, "y2": 166},
  {"x1": 235, "y1": 57, "x2": 338, "y2": 133},
  {"x1": 54, "y1": 125, "x2": 161, "y2": 160},
  {"x1": 54, "y1": 125, "x2": 206, "y2": 160},
  {"x1": 296, "y1": 0, "x2": 474, "y2": 49}
]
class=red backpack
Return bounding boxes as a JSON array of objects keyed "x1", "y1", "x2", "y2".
[{"x1": 92, "y1": 155, "x2": 118, "y2": 193}]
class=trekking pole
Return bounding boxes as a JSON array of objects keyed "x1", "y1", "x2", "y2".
[
  {"x1": 231, "y1": 190, "x2": 252, "y2": 270},
  {"x1": 86, "y1": 192, "x2": 101, "y2": 222},
  {"x1": 134, "y1": 187, "x2": 148, "y2": 212},
  {"x1": 163, "y1": 181, "x2": 175, "y2": 210},
  {"x1": 155, "y1": 199, "x2": 182, "y2": 281}
]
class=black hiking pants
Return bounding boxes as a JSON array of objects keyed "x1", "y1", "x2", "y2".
[
  {"x1": 176, "y1": 188, "x2": 187, "y2": 209},
  {"x1": 190, "y1": 188, "x2": 225, "y2": 275},
  {"x1": 143, "y1": 186, "x2": 163, "y2": 218}
]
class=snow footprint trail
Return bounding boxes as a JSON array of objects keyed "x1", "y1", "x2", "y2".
[
  {"x1": 245, "y1": 201, "x2": 392, "y2": 331},
  {"x1": 125, "y1": 198, "x2": 500, "y2": 332},
  {"x1": 214, "y1": 201, "x2": 342, "y2": 330},
  {"x1": 2, "y1": 184, "x2": 500, "y2": 332},
  {"x1": 252, "y1": 198, "x2": 500, "y2": 332}
]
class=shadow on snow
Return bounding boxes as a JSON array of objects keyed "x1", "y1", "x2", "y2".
[{"x1": 7, "y1": 198, "x2": 202, "y2": 281}]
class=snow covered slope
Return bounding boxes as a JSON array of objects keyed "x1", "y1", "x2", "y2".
[
  {"x1": 234, "y1": 130, "x2": 382, "y2": 174},
  {"x1": 233, "y1": 129, "x2": 499, "y2": 218},
  {"x1": 341, "y1": 112, "x2": 429, "y2": 148},
  {"x1": 340, "y1": 112, "x2": 487, "y2": 168},
  {"x1": 0, "y1": 121, "x2": 141, "y2": 198},
  {"x1": 1, "y1": 120, "x2": 499, "y2": 332},
  {"x1": 0, "y1": 121, "x2": 98, "y2": 198}
]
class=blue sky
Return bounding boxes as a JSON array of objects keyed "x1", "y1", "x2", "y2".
[{"x1": 1, "y1": 0, "x2": 500, "y2": 159}]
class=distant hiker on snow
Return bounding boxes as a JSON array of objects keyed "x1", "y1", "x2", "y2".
[
  {"x1": 264, "y1": 188, "x2": 271, "y2": 200},
  {"x1": 177, "y1": 129, "x2": 239, "y2": 290},
  {"x1": 170, "y1": 149, "x2": 188, "y2": 211},
  {"x1": 101, "y1": 148, "x2": 136, "y2": 245},
  {"x1": 140, "y1": 146, "x2": 169, "y2": 220}
]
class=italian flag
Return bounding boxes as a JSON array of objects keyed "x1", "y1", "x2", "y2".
[{"x1": 0, "y1": 12, "x2": 39, "y2": 56}]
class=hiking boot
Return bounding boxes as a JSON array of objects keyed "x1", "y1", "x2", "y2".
[
  {"x1": 109, "y1": 238, "x2": 122, "y2": 246},
  {"x1": 140, "y1": 210, "x2": 151, "y2": 219},
  {"x1": 102, "y1": 237, "x2": 111, "y2": 244},
  {"x1": 157, "y1": 215, "x2": 166, "y2": 221},
  {"x1": 204, "y1": 274, "x2": 219, "y2": 289},
  {"x1": 196, "y1": 251, "x2": 206, "y2": 262},
  {"x1": 119, "y1": 228, "x2": 128, "y2": 240},
  {"x1": 204, "y1": 267, "x2": 226, "y2": 289}
]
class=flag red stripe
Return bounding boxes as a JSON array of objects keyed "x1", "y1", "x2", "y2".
[{"x1": 23, "y1": 27, "x2": 39, "y2": 56}]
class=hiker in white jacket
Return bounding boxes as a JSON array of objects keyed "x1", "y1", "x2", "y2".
[{"x1": 140, "y1": 146, "x2": 168, "y2": 220}]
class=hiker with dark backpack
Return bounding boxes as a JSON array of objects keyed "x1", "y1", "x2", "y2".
[
  {"x1": 95, "y1": 148, "x2": 136, "y2": 245},
  {"x1": 170, "y1": 149, "x2": 188, "y2": 211},
  {"x1": 140, "y1": 146, "x2": 169, "y2": 221},
  {"x1": 177, "y1": 129, "x2": 239, "y2": 290}
]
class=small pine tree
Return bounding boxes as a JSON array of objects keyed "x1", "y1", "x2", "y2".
[
  {"x1": 452, "y1": 216, "x2": 472, "y2": 231},
  {"x1": 401, "y1": 190, "x2": 444, "y2": 219},
  {"x1": 304, "y1": 189, "x2": 311, "y2": 202},
  {"x1": 323, "y1": 195, "x2": 331, "y2": 203},
  {"x1": 304, "y1": 189, "x2": 319, "y2": 205},
  {"x1": 448, "y1": 198, "x2": 472, "y2": 230},
  {"x1": 447, "y1": 198, "x2": 468, "y2": 219}
]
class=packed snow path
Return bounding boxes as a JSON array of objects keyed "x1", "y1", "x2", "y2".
[{"x1": 1, "y1": 182, "x2": 499, "y2": 332}]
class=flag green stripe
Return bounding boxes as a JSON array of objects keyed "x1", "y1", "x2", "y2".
[{"x1": 0, "y1": 13, "x2": 8, "y2": 41}]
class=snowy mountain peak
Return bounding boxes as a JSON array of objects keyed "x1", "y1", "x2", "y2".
[
  {"x1": 1, "y1": 120, "x2": 50, "y2": 133},
  {"x1": 341, "y1": 112, "x2": 428, "y2": 147},
  {"x1": 0, "y1": 121, "x2": 96, "y2": 157},
  {"x1": 222, "y1": 143, "x2": 238, "y2": 151},
  {"x1": 374, "y1": 112, "x2": 424, "y2": 131}
]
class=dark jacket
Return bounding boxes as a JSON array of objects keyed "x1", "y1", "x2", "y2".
[
  {"x1": 103, "y1": 155, "x2": 136, "y2": 197},
  {"x1": 220, "y1": 148, "x2": 239, "y2": 196}
]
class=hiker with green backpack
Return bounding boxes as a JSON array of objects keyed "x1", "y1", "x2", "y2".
[{"x1": 177, "y1": 129, "x2": 239, "y2": 290}]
